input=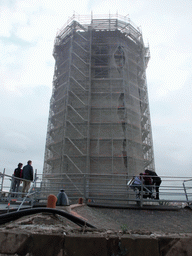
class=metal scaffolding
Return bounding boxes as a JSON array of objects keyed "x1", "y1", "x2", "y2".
[{"x1": 42, "y1": 14, "x2": 155, "y2": 199}]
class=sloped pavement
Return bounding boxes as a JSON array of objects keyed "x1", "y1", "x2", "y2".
[{"x1": 71, "y1": 204, "x2": 192, "y2": 234}]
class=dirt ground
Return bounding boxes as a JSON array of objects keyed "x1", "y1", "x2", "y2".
[{"x1": 1, "y1": 204, "x2": 192, "y2": 237}]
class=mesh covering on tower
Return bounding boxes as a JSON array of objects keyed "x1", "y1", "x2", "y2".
[{"x1": 42, "y1": 14, "x2": 155, "y2": 199}]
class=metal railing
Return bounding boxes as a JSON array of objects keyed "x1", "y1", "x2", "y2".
[
  {"x1": 0, "y1": 169, "x2": 192, "y2": 208},
  {"x1": 41, "y1": 172, "x2": 192, "y2": 207},
  {"x1": 0, "y1": 171, "x2": 42, "y2": 212},
  {"x1": 183, "y1": 178, "x2": 192, "y2": 205}
]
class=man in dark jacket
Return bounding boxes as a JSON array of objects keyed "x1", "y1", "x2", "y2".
[
  {"x1": 145, "y1": 169, "x2": 162, "y2": 199},
  {"x1": 22, "y1": 160, "x2": 33, "y2": 197}
]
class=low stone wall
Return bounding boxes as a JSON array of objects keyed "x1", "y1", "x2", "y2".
[{"x1": 0, "y1": 231, "x2": 192, "y2": 256}]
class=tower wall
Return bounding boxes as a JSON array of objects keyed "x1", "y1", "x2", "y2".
[{"x1": 42, "y1": 15, "x2": 155, "y2": 199}]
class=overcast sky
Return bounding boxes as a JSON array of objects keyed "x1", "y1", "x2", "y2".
[{"x1": 0, "y1": 0, "x2": 191, "y2": 177}]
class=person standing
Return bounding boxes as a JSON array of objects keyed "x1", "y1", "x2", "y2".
[
  {"x1": 12, "y1": 163, "x2": 23, "y2": 196},
  {"x1": 22, "y1": 160, "x2": 33, "y2": 197},
  {"x1": 142, "y1": 172, "x2": 153, "y2": 198},
  {"x1": 145, "y1": 169, "x2": 162, "y2": 199}
]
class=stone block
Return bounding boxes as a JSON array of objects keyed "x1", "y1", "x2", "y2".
[
  {"x1": 0, "y1": 232, "x2": 28, "y2": 254},
  {"x1": 158, "y1": 237, "x2": 179, "y2": 255},
  {"x1": 0, "y1": 232, "x2": 64, "y2": 256},
  {"x1": 64, "y1": 235, "x2": 108, "y2": 256},
  {"x1": 121, "y1": 235, "x2": 159, "y2": 256},
  {"x1": 159, "y1": 237, "x2": 192, "y2": 256},
  {"x1": 106, "y1": 237, "x2": 119, "y2": 255}
]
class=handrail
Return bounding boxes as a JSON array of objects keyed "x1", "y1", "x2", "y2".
[
  {"x1": 183, "y1": 179, "x2": 192, "y2": 206},
  {"x1": 64, "y1": 173, "x2": 84, "y2": 196},
  {"x1": 63, "y1": 155, "x2": 83, "y2": 173},
  {"x1": 73, "y1": 40, "x2": 88, "y2": 53},
  {"x1": 66, "y1": 120, "x2": 85, "y2": 138},
  {"x1": 66, "y1": 137, "x2": 85, "y2": 156},
  {"x1": 67, "y1": 104, "x2": 87, "y2": 121},
  {"x1": 76, "y1": 31, "x2": 88, "y2": 41},
  {"x1": 70, "y1": 76, "x2": 87, "y2": 91},
  {"x1": 72, "y1": 63, "x2": 88, "y2": 77},
  {"x1": 0, "y1": 175, "x2": 39, "y2": 212},
  {"x1": 1, "y1": 170, "x2": 192, "y2": 208},
  {"x1": 72, "y1": 51, "x2": 88, "y2": 65},
  {"x1": 0, "y1": 172, "x2": 36, "y2": 183},
  {"x1": 69, "y1": 90, "x2": 86, "y2": 106},
  {"x1": 17, "y1": 177, "x2": 39, "y2": 211}
]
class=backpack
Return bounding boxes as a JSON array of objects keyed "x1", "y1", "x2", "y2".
[{"x1": 14, "y1": 168, "x2": 21, "y2": 178}]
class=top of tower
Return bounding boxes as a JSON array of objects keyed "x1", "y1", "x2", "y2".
[
  {"x1": 55, "y1": 13, "x2": 143, "y2": 46},
  {"x1": 53, "y1": 13, "x2": 150, "y2": 66}
]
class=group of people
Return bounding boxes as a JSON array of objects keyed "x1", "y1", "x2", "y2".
[
  {"x1": 12, "y1": 160, "x2": 34, "y2": 197},
  {"x1": 130, "y1": 169, "x2": 161, "y2": 200}
]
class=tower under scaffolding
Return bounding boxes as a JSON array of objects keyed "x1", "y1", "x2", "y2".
[{"x1": 42, "y1": 14, "x2": 155, "y2": 199}]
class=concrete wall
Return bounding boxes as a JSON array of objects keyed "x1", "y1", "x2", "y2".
[{"x1": 0, "y1": 231, "x2": 192, "y2": 256}]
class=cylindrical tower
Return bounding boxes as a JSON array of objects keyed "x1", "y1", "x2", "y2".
[{"x1": 42, "y1": 14, "x2": 155, "y2": 199}]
